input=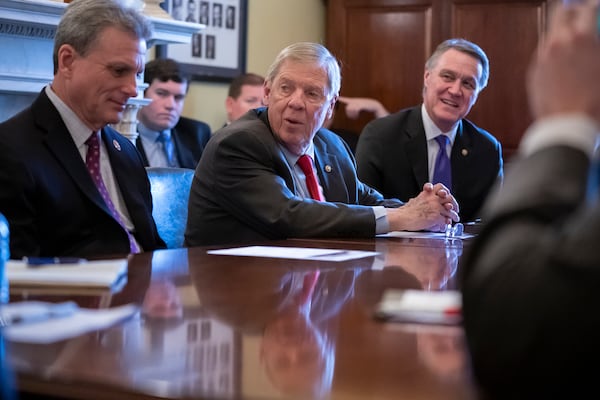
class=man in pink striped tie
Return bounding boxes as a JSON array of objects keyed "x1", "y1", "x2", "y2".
[{"x1": 0, "y1": 0, "x2": 165, "y2": 258}]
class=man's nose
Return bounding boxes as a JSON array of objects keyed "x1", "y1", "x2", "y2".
[
  {"x1": 448, "y1": 80, "x2": 462, "y2": 96},
  {"x1": 288, "y1": 89, "x2": 307, "y2": 109},
  {"x1": 124, "y1": 75, "x2": 138, "y2": 98}
]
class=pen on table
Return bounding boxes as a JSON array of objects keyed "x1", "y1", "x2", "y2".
[
  {"x1": 310, "y1": 250, "x2": 349, "y2": 258},
  {"x1": 23, "y1": 257, "x2": 87, "y2": 267}
]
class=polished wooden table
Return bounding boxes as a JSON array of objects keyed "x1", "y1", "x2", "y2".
[{"x1": 3, "y1": 235, "x2": 477, "y2": 400}]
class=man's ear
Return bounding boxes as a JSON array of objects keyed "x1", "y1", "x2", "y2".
[
  {"x1": 423, "y1": 69, "x2": 431, "y2": 90},
  {"x1": 225, "y1": 96, "x2": 234, "y2": 115},
  {"x1": 326, "y1": 95, "x2": 338, "y2": 119},
  {"x1": 263, "y1": 82, "x2": 271, "y2": 106},
  {"x1": 57, "y1": 44, "x2": 77, "y2": 77}
]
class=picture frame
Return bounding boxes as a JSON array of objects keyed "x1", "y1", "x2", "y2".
[{"x1": 157, "y1": 0, "x2": 247, "y2": 82}]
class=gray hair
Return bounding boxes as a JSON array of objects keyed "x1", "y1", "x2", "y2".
[
  {"x1": 425, "y1": 38, "x2": 490, "y2": 90},
  {"x1": 265, "y1": 42, "x2": 341, "y2": 99},
  {"x1": 53, "y1": 0, "x2": 153, "y2": 74}
]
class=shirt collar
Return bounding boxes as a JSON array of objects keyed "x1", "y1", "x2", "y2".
[
  {"x1": 138, "y1": 122, "x2": 170, "y2": 142},
  {"x1": 45, "y1": 85, "x2": 96, "y2": 149},
  {"x1": 280, "y1": 141, "x2": 316, "y2": 167},
  {"x1": 421, "y1": 103, "x2": 458, "y2": 144}
]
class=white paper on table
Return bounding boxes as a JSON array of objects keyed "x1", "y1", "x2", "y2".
[
  {"x1": 2, "y1": 302, "x2": 138, "y2": 344},
  {"x1": 6, "y1": 259, "x2": 128, "y2": 289},
  {"x1": 207, "y1": 245, "x2": 379, "y2": 262},
  {"x1": 377, "y1": 231, "x2": 473, "y2": 239}
]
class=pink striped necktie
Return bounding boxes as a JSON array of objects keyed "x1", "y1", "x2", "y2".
[
  {"x1": 297, "y1": 154, "x2": 324, "y2": 201},
  {"x1": 85, "y1": 132, "x2": 140, "y2": 254}
]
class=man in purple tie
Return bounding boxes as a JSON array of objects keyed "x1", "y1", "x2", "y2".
[
  {"x1": 355, "y1": 38, "x2": 503, "y2": 222},
  {"x1": 0, "y1": 0, "x2": 165, "y2": 258}
]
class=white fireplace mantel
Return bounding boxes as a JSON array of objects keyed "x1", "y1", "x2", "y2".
[{"x1": 0, "y1": 0, "x2": 203, "y2": 95}]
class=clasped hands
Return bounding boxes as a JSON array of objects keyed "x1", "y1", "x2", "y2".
[{"x1": 387, "y1": 182, "x2": 460, "y2": 233}]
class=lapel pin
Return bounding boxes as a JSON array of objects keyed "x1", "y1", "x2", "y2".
[
  {"x1": 325, "y1": 165, "x2": 332, "y2": 173},
  {"x1": 461, "y1": 148, "x2": 468, "y2": 156},
  {"x1": 113, "y1": 140, "x2": 121, "y2": 151}
]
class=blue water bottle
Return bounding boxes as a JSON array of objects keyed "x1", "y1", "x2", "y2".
[{"x1": 0, "y1": 213, "x2": 9, "y2": 304}]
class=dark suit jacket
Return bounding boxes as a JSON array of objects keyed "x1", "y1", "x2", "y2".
[
  {"x1": 461, "y1": 146, "x2": 600, "y2": 398},
  {"x1": 135, "y1": 116, "x2": 211, "y2": 169},
  {"x1": 185, "y1": 108, "x2": 401, "y2": 247},
  {"x1": 355, "y1": 106, "x2": 503, "y2": 222},
  {"x1": 0, "y1": 90, "x2": 165, "y2": 259}
]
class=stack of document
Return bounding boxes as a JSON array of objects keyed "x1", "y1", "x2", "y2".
[
  {"x1": 6, "y1": 258, "x2": 128, "y2": 293},
  {"x1": 207, "y1": 245, "x2": 379, "y2": 262}
]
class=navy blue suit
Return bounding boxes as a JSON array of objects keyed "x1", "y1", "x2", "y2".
[
  {"x1": 0, "y1": 90, "x2": 165, "y2": 259},
  {"x1": 136, "y1": 116, "x2": 211, "y2": 169},
  {"x1": 356, "y1": 106, "x2": 503, "y2": 222}
]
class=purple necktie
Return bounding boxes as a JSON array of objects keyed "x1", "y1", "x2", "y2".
[
  {"x1": 433, "y1": 135, "x2": 452, "y2": 190},
  {"x1": 85, "y1": 132, "x2": 140, "y2": 254},
  {"x1": 297, "y1": 155, "x2": 324, "y2": 201}
]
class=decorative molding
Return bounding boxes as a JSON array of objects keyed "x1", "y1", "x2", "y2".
[
  {"x1": 0, "y1": 0, "x2": 65, "y2": 28},
  {"x1": 0, "y1": 0, "x2": 202, "y2": 94},
  {"x1": 148, "y1": 17, "x2": 203, "y2": 47},
  {"x1": 0, "y1": 22, "x2": 56, "y2": 39},
  {"x1": 0, "y1": 0, "x2": 203, "y2": 133}
]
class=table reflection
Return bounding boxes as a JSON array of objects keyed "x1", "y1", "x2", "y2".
[
  {"x1": 416, "y1": 326, "x2": 467, "y2": 381},
  {"x1": 5, "y1": 239, "x2": 477, "y2": 400},
  {"x1": 377, "y1": 238, "x2": 463, "y2": 290},
  {"x1": 190, "y1": 261, "x2": 358, "y2": 399},
  {"x1": 354, "y1": 240, "x2": 469, "y2": 385}
]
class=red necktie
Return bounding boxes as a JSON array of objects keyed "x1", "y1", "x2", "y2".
[
  {"x1": 297, "y1": 154, "x2": 324, "y2": 201},
  {"x1": 86, "y1": 132, "x2": 140, "y2": 254},
  {"x1": 296, "y1": 270, "x2": 320, "y2": 305}
]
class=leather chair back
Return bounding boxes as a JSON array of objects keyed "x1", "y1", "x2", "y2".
[{"x1": 146, "y1": 167, "x2": 195, "y2": 249}]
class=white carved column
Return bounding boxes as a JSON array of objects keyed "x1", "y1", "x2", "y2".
[
  {"x1": 109, "y1": 81, "x2": 152, "y2": 143},
  {"x1": 110, "y1": 0, "x2": 173, "y2": 143}
]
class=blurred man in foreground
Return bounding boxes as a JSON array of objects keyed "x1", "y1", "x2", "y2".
[{"x1": 462, "y1": 0, "x2": 600, "y2": 397}]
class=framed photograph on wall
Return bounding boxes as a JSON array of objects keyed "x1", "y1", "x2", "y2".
[{"x1": 157, "y1": 0, "x2": 247, "y2": 82}]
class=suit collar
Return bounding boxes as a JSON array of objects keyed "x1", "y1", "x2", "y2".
[
  {"x1": 32, "y1": 92, "x2": 112, "y2": 214},
  {"x1": 170, "y1": 121, "x2": 194, "y2": 167},
  {"x1": 312, "y1": 131, "x2": 347, "y2": 201},
  {"x1": 402, "y1": 107, "x2": 430, "y2": 185}
]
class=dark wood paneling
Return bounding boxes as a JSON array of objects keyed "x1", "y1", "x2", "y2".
[
  {"x1": 326, "y1": 0, "x2": 548, "y2": 160},
  {"x1": 449, "y1": 1, "x2": 546, "y2": 158}
]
